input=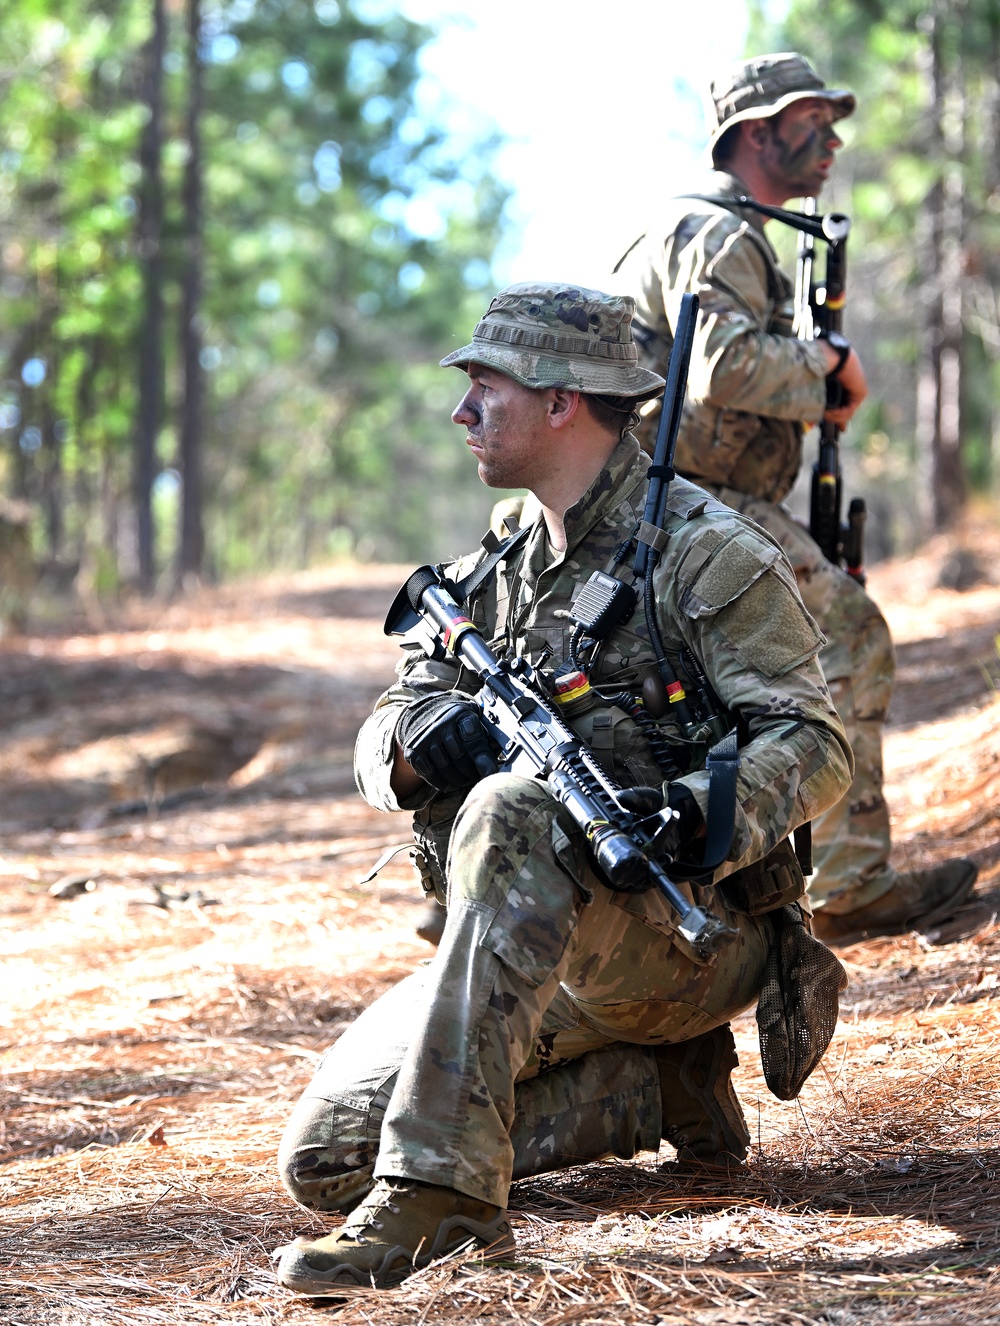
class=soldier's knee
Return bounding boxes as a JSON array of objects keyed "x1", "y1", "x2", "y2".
[
  {"x1": 277, "y1": 1097, "x2": 377, "y2": 1213},
  {"x1": 450, "y1": 773, "x2": 553, "y2": 862},
  {"x1": 280, "y1": 1149, "x2": 376, "y2": 1213}
]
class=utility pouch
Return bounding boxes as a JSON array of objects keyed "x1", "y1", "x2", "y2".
[
  {"x1": 755, "y1": 902, "x2": 848, "y2": 1100},
  {"x1": 718, "y1": 835, "x2": 804, "y2": 916},
  {"x1": 411, "y1": 790, "x2": 466, "y2": 904}
]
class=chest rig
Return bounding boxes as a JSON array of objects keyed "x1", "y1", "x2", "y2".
[{"x1": 481, "y1": 491, "x2": 740, "y2": 884}]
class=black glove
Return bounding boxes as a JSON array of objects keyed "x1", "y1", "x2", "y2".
[
  {"x1": 617, "y1": 783, "x2": 703, "y2": 863},
  {"x1": 666, "y1": 783, "x2": 705, "y2": 859},
  {"x1": 397, "y1": 695, "x2": 499, "y2": 792}
]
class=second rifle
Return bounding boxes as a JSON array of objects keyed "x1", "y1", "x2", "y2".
[{"x1": 794, "y1": 198, "x2": 867, "y2": 584}]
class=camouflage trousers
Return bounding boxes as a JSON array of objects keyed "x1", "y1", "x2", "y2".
[
  {"x1": 703, "y1": 486, "x2": 897, "y2": 914},
  {"x1": 279, "y1": 774, "x2": 769, "y2": 1209}
]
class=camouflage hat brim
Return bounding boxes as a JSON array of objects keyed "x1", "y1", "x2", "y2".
[
  {"x1": 440, "y1": 340, "x2": 665, "y2": 402},
  {"x1": 442, "y1": 282, "x2": 666, "y2": 402},
  {"x1": 707, "y1": 86, "x2": 855, "y2": 161}
]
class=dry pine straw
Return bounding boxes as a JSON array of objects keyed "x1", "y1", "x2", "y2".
[
  {"x1": 2, "y1": 557, "x2": 1000, "y2": 1324},
  {"x1": 3, "y1": 816, "x2": 999, "y2": 1326}
]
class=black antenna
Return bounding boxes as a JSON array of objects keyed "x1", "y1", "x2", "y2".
[{"x1": 634, "y1": 292, "x2": 699, "y2": 579}]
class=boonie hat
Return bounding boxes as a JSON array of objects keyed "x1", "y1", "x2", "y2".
[
  {"x1": 440, "y1": 282, "x2": 665, "y2": 401},
  {"x1": 707, "y1": 52, "x2": 855, "y2": 162}
]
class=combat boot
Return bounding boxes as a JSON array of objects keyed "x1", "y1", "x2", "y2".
[
  {"x1": 655, "y1": 1024, "x2": 750, "y2": 1169},
  {"x1": 274, "y1": 1176, "x2": 514, "y2": 1293},
  {"x1": 812, "y1": 858, "x2": 977, "y2": 945}
]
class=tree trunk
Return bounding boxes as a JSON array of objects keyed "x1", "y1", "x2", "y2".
[
  {"x1": 134, "y1": 0, "x2": 167, "y2": 594},
  {"x1": 72, "y1": 338, "x2": 100, "y2": 565},
  {"x1": 915, "y1": 4, "x2": 967, "y2": 533},
  {"x1": 983, "y1": 0, "x2": 1000, "y2": 492},
  {"x1": 177, "y1": 0, "x2": 205, "y2": 588},
  {"x1": 41, "y1": 387, "x2": 62, "y2": 560}
]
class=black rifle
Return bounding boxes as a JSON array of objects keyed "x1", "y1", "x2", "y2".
[
  {"x1": 384, "y1": 567, "x2": 737, "y2": 960},
  {"x1": 634, "y1": 292, "x2": 727, "y2": 742},
  {"x1": 793, "y1": 199, "x2": 867, "y2": 584}
]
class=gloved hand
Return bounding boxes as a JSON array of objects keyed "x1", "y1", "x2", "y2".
[
  {"x1": 617, "y1": 783, "x2": 704, "y2": 863},
  {"x1": 396, "y1": 695, "x2": 499, "y2": 792},
  {"x1": 665, "y1": 782, "x2": 706, "y2": 858}
]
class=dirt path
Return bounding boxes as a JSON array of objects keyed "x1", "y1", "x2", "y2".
[{"x1": 1, "y1": 546, "x2": 999, "y2": 1325}]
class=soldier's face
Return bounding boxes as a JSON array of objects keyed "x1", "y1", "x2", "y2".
[
  {"x1": 760, "y1": 97, "x2": 843, "y2": 200},
  {"x1": 452, "y1": 366, "x2": 553, "y2": 490}
]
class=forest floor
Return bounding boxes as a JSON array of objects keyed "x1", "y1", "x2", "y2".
[{"x1": 2, "y1": 525, "x2": 1000, "y2": 1326}]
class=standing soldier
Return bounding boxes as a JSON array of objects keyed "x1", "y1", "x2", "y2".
[
  {"x1": 273, "y1": 283, "x2": 853, "y2": 1293},
  {"x1": 614, "y1": 53, "x2": 976, "y2": 943}
]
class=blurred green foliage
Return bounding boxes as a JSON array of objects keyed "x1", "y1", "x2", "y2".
[{"x1": 0, "y1": 0, "x2": 509, "y2": 589}]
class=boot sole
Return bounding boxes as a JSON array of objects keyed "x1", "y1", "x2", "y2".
[
  {"x1": 275, "y1": 1215, "x2": 515, "y2": 1294},
  {"x1": 814, "y1": 863, "x2": 977, "y2": 946}
]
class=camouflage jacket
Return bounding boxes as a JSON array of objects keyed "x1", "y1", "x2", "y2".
[
  {"x1": 615, "y1": 170, "x2": 830, "y2": 503},
  {"x1": 355, "y1": 437, "x2": 852, "y2": 889}
]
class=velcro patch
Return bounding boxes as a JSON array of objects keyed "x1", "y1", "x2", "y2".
[
  {"x1": 711, "y1": 566, "x2": 824, "y2": 679},
  {"x1": 681, "y1": 532, "x2": 780, "y2": 618}
]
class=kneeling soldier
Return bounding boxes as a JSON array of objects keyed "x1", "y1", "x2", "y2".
[{"x1": 274, "y1": 283, "x2": 853, "y2": 1293}]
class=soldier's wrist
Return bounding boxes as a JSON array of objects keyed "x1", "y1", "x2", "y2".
[{"x1": 817, "y1": 330, "x2": 851, "y2": 377}]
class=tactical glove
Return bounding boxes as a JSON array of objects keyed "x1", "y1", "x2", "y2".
[
  {"x1": 665, "y1": 783, "x2": 705, "y2": 852},
  {"x1": 397, "y1": 695, "x2": 499, "y2": 792},
  {"x1": 617, "y1": 783, "x2": 704, "y2": 865}
]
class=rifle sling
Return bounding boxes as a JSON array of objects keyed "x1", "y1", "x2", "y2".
[
  {"x1": 671, "y1": 726, "x2": 740, "y2": 880},
  {"x1": 450, "y1": 524, "x2": 531, "y2": 607},
  {"x1": 675, "y1": 193, "x2": 837, "y2": 242}
]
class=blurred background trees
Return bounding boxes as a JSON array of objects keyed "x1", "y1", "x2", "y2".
[
  {"x1": 0, "y1": 0, "x2": 506, "y2": 591},
  {"x1": 1, "y1": 0, "x2": 998, "y2": 597}
]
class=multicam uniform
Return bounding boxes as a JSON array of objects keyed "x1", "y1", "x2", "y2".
[
  {"x1": 615, "y1": 169, "x2": 896, "y2": 916},
  {"x1": 278, "y1": 434, "x2": 852, "y2": 1211}
]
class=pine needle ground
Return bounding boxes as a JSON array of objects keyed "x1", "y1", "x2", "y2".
[{"x1": 2, "y1": 544, "x2": 1000, "y2": 1326}]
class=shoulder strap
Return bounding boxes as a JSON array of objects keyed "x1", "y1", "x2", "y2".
[
  {"x1": 450, "y1": 524, "x2": 531, "y2": 608},
  {"x1": 667, "y1": 727, "x2": 740, "y2": 881},
  {"x1": 676, "y1": 194, "x2": 842, "y2": 243},
  {"x1": 701, "y1": 728, "x2": 740, "y2": 871}
]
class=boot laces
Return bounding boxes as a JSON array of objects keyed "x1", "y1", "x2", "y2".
[{"x1": 351, "y1": 1181, "x2": 414, "y2": 1238}]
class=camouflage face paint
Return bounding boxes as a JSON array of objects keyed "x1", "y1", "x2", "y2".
[
  {"x1": 772, "y1": 124, "x2": 822, "y2": 175},
  {"x1": 764, "y1": 100, "x2": 842, "y2": 198},
  {"x1": 452, "y1": 367, "x2": 551, "y2": 492}
]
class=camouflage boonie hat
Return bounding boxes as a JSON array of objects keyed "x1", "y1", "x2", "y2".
[
  {"x1": 440, "y1": 282, "x2": 665, "y2": 401},
  {"x1": 707, "y1": 52, "x2": 855, "y2": 162}
]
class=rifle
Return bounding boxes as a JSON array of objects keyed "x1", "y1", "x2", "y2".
[
  {"x1": 384, "y1": 566, "x2": 737, "y2": 960},
  {"x1": 793, "y1": 198, "x2": 867, "y2": 584}
]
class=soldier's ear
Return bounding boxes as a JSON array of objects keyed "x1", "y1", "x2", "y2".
[
  {"x1": 546, "y1": 387, "x2": 581, "y2": 431},
  {"x1": 745, "y1": 118, "x2": 771, "y2": 150}
]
